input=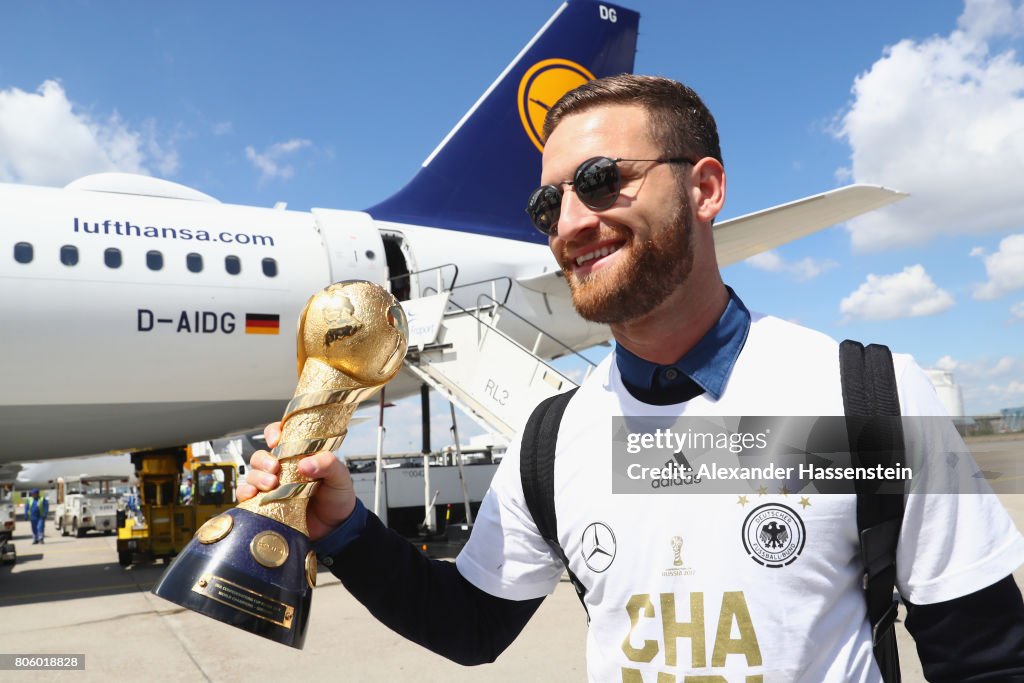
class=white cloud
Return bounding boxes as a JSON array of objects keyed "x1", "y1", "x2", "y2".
[
  {"x1": 935, "y1": 354, "x2": 959, "y2": 371},
  {"x1": 840, "y1": 264, "x2": 955, "y2": 321},
  {"x1": 973, "y1": 233, "x2": 1024, "y2": 299},
  {"x1": 745, "y1": 250, "x2": 838, "y2": 281},
  {"x1": 981, "y1": 380, "x2": 1024, "y2": 409},
  {"x1": 746, "y1": 251, "x2": 784, "y2": 271},
  {"x1": 959, "y1": 0, "x2": 1024, "y2": 39},
  {"x1": 140, "y1": 119, "x2": 180, "y2": 177},
  {"x1": 983, "y1": 356, "x2": 1017, "y2": 378},
  {"x1": 212, "y1": 121, "x2": 233, "y2": 136},
  {"x1": 244, "y1": 138, "x2": 312, "y2": 182},
  {"x1": 835, "y1": 0, "x2": 1024, "y2": 251},
  {"x1": 1011, "y1": 301, "x2": 1024, "y2": 320},
  {"x1": 970, "y1": 356, "x2": 1024, "y2": 409},
  {"x1": 993, "y1": 355, "x2": 1017, "y2": 375},
  {"x1": 0, "y1": 80, "x2": 175, "y2": 186}
]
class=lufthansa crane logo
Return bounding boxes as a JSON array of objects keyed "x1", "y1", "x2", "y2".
[
  {"x1": 580, "y1": 521, "x2": 617, "y2": 573},
  {"x1": 518, "y1": 59, "x2": 596, "y2": 152}
]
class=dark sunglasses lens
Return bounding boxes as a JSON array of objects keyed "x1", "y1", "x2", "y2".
[
  {"x1": 527, "y1": 185, "x2": 563, "y2": 235},
  {"x1": 574, "y1": 157, "x2": 620, "y2": 210}
]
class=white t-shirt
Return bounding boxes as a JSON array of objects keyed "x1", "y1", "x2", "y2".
[{"x1": 456, "y1": 314, "x2": 1024, "y2": 682}]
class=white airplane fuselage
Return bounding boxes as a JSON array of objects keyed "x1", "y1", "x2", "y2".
[
  {"x1": 0, "y1": 175, "x2": 605, "y2": 462},
  {"x1": 13, "y1": 453, "x2": 136, "y2": 491}
]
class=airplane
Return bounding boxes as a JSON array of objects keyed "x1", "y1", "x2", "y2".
[
  {"x1": 9, "y1": 453, "x2": 135, "y2": 492},
  {"x1": 4, "y1": 429, "x2": 275, "y2": 491},
  {"x1": 0, "y1": 0, "x2": 905, "y2": 467}
]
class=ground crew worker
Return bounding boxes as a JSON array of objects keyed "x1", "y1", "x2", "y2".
[{"x1": 25, "y1": 488, "x2": 48, "y2": 544}]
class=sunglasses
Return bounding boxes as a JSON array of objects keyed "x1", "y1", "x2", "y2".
[{"x1": 525, "y1": 156, "x2": 696, "y2": 236}]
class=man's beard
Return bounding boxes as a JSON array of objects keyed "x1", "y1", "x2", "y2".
[{"x1": 562, "y1": 202, "x2": 694, "y2": 325}]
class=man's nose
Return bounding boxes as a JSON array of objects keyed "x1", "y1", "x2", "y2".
[{"x1": 555, "y1": 188, "x2": 601, "y2": 241}]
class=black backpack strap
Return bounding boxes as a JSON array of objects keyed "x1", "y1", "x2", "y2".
[
  {"x1": 840, "y1": 340, "x2": 906, "y2": 683},
  {"x1": 519, "y1": 387, "x2": 588, "y2": 616}
]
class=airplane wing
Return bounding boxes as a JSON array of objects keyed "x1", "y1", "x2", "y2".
[
  {"x1": 712, "y1": 184, "x2": 908, "y2": 267},
  {"x1": 516, "y1": 184, "x2": 908, "y2": 293},
  {"x1": 516, "y1": 268, "x2": 567, "y2": 295}
]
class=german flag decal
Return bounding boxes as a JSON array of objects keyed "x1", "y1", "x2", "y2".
[{"x1": 245, "y1": 313, "x2": 280, "y2": 335}]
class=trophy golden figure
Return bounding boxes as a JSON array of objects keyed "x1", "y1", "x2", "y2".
[{"x1": 153, "y1": 280, "x2": 408, "y2": 648}]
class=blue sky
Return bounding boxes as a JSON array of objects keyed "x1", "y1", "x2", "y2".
[{"x1": 1, "y1": 0, "x2": 1022, "y2": 450}]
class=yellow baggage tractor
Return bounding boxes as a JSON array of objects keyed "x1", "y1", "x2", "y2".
[{"x1": 117, "y1": 447, "x2": 237, "y2": 567}]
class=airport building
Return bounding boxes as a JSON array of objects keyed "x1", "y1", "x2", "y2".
[{"x1": 1002, "y1": 407, "x2": 1024, "y2": 433}]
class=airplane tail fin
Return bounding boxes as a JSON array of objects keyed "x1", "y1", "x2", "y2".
[{"x1": 365, "y1": 1, "x2": 639, "y2": 244}]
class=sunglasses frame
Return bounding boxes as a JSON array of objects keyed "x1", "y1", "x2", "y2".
[{"x1": 526, "y1": 156, "x2": 697, "y2": 236}]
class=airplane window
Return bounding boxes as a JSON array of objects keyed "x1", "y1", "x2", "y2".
[
  {"x1": 60, "y1": 245, "x2": 79, "y2": 266},
  {"x1": 225, "y1": 255, "x2": 241, "y2": 275},
  {"x1": 147, "y1": 250, "x2": 163, "y2": 271},
  {"x1": 262, "y1": 257, "x2": 278, "y2": 278},
  {"x1": 104, "y1": 247, "x2": 122, "y2": 269},
  {"x1": 14, "y1": 242, "x2": 33, "y2": 264},
  {"x1": 187, "y1": 252, "x2": 203, "y2": 273}
]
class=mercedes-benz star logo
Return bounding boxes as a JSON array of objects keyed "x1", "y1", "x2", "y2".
[{"x1": 580, "y1": 522, "x2": 617, "y2": 573}]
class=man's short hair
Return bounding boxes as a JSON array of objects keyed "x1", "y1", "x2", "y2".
[{"x1": 542, "y1": 74, "x2": 723, "y2": 167}]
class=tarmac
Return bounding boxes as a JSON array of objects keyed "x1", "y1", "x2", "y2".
[{"x1": 1, "y1": 435, "x2": 1022, "y2": 682}]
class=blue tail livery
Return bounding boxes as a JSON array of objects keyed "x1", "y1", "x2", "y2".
[{"x1": 365, "y1": 1, "x2": 639, "y2": 244}]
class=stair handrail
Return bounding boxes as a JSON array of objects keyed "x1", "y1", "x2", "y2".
[
  {"x1": 445, "y1": 294, "x2": 598, "y2": 374},
  {"x1": 390, "y1": 263, "x2": 460, "y2": 298},
  {"x1": 449, "y1": 275, "x2": 514, "y2": 307}
]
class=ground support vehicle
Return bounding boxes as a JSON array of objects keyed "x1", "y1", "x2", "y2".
[
  {"x1": 0, "y1": 490, "x2": 15, "y2": 565},
  {"x1": 117, "y1": 448, "x2": 236, "y2": 567},
  {"x1": 55, "y1": 476, "x2": 122, "y2": 537}
]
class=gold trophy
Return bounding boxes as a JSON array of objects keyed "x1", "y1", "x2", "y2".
[{"x1": 153, "y1": 280, "x2": 408, "y2": 648}]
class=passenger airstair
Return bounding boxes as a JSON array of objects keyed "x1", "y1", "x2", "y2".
[{"x1": 401, "y1": 287, "x2": 595, "y2": 441}]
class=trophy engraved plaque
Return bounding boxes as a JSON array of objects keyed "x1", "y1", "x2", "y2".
[{"x1": 153, "y1": 280, "x2": 408, "y2": 648}]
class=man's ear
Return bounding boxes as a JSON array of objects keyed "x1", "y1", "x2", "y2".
[{"x1": 690, "y1": 157, "x2": 726, "y2": 225}]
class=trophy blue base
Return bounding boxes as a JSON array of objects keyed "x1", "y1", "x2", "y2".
[{"x1": 152, "y1": 508, "x2": 314, "y2": 649}]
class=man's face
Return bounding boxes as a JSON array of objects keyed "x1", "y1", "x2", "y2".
[{"x1": 541, "y1": 104, "x2": 694, "y2": 324}]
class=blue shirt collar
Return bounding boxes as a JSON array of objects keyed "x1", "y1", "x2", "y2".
[{"x1": 614, "y1": 287, "x2": 750, "y2": 401}]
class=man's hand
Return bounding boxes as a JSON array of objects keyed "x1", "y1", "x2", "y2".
[{"x1": 236, "y1": 422, "x2": 358, "y2": 541}]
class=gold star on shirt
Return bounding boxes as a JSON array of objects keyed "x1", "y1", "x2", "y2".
[
  {"x1": 800, "y1": 497, "x2": 812, "y2": 509},
  {"x1": 779, "y1": 486, "x2": 790, "y2": 496},
  {"x1": 757, "y1": 485, "x2": 768, "y2": 496},
  {"x1": 737, "y1": 495, "x2": 750, "y2": 507}
]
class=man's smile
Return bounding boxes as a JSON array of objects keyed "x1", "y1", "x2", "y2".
[{"x1": 565, "y1": 239, "x2": 626, "y2": 276}]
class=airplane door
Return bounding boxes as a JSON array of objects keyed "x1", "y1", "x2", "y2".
[
  {"x1": 311, "y1": 208, "x2": 389, "y2": 285},
  {"x1": 380, "y1": 230, "x2": 419, "y2": 301}
]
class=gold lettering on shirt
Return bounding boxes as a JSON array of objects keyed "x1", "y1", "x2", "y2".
[
  {"x1": 621, "y1": 592, "x2": 765, "y2": 680},
  {"x1": 623, "y1": 594, "x2": 659, "y2": 663},
  {"x1": 621, "y1": 673, "x2": 763, "y2": 683},
  {"x1": 620, "y1": 669, "x2": 676, "y2": 682},
  {"x1": 661, "y1": 592, "x2": 706, "y2": 668},
  {"x1": 711, "y1": 591, "x2": 762, "y2": 667}
]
